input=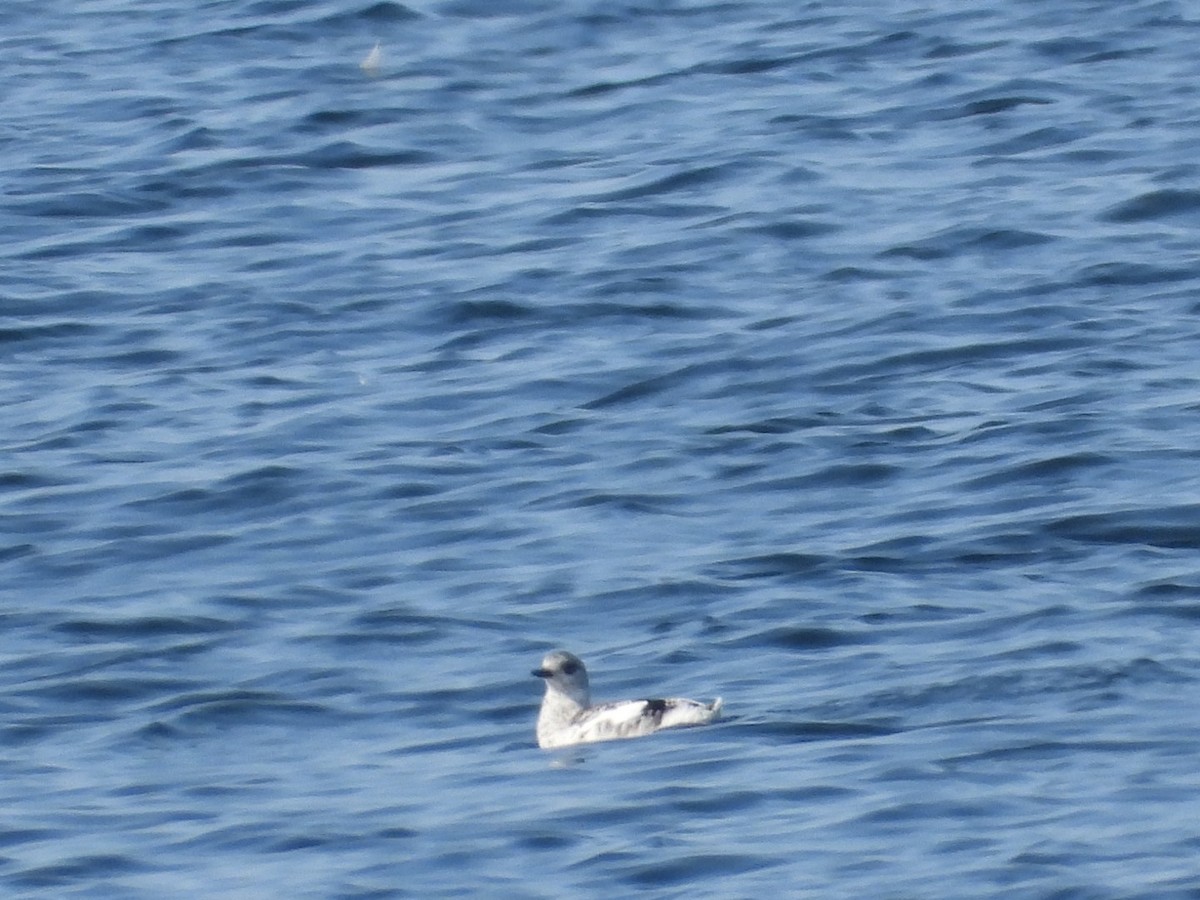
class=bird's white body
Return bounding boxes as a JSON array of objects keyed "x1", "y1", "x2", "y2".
[{"x1": 533, "y1": 650, "x2": 722, "y2": 750}]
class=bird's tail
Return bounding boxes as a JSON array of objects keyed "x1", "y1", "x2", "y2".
[{"x1": 709, "y1": 697, "x2": 724, "y2": 720}]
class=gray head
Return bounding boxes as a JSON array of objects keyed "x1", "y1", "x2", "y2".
[{"x1": 532, "y1": 650, "x2": 591, "y2": 706}]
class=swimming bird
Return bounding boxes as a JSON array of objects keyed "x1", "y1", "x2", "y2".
[{"x1": 532, "y1": 650, "x2": 722, "y2": 749}]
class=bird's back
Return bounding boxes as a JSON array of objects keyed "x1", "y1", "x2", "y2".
[{"x1": 542, "y1": 696, "x2": 721, "y2": 748}]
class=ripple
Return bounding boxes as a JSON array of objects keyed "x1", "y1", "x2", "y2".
[
  {"x1": 624, "y1": 852, "x2": 777, "y2": 887},
  {"x1": 12, "y1": 854, "x2": 146, "y2": 889},
  {"x1": 1102, "y1": 188, "x2": 1200, "y2": 223},
  {"x1": 1046, "y1": 507, "x2": 1200, "y2": 550}
]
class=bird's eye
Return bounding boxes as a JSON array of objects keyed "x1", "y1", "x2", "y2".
[{"x1": 562, "y1": 662, "x2": 578, "y2": 675}]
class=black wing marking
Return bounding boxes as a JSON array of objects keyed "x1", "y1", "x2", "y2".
[{"x1": 642, "y1": 698, "x2": 669, "y2": 725}]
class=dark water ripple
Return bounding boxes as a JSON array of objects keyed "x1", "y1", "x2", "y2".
[{"x1": 3, "y1": 0, "x2": 1200, "y2": 896}]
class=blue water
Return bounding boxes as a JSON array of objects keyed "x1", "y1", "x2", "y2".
[{"x1": 4, "y1": 0, "x2": 1200, "y2": 895}]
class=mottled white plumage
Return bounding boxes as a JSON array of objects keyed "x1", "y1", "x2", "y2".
[{"x1": 532, "y1": 650, "x2": 723, "y2": 750}]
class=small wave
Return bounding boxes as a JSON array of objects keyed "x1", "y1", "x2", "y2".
[
  {"x1": 1102, "y1": 188, "x2": 1200, "y2": 223},
  {"x1": 1045, "y1": 506, "x2": 1200, "y2": 550}
]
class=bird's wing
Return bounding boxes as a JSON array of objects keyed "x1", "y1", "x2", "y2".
[
  {"x1": 569, "y1": 696, "x2": 720, "y2": 744},
  {"x1": 571, "y1": 699, "x2": 668, "y2": 742}
]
